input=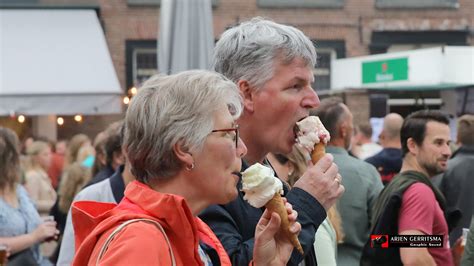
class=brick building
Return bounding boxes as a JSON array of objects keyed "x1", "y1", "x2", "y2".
[{"x1": 1, "y1": 0, "x2": 473, "y2": 140}]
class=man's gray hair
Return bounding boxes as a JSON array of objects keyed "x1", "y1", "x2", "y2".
[
  {"x1": 124, "y1": 70, "x2": 242, "y2": 184},
  {"x1": 213, "y1": 17, "x2": 317, "y2": 90}
]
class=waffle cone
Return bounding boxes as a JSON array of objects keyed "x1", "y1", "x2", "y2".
[
  {"x1": 265, "y1": 192, "x2": 304, "y2": 254},
  {"x1": 311, "y1": 142, "x2": 326, "y2": 164}
]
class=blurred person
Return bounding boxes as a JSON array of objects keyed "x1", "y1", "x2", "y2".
[
  {"x1": 461, "y1": 215, "x2": 474, "y2": 266},
  {"x1": 63, "y1": 134, "x2": 91, "y2": 169},
  {"x1": 268, "y1": 146, "x2": 344, "y2": 266},
  {"x1": 312, "y1": 97, "x2": 383, "y2": 266},
  {"x1": 57, "y1": 126, "x2": 128, "y2": 265},
  {"x1": 440, "y1": 114, "x2": 474, "y2": 246},
  {"x1": 24, "y1": 141, "x2": 57, "y2": 216},
  {"x1": 362, "y1": 110, "x2": 459, "y2": 266},
  {"x1": 47, "y1": 139, "x2": 67, "y2": 190},
  {"x1": 0, "y1": 127, "x2": 58, "y2": 266},
  {"x1": 72, "y1": 70, "x2": 301, "y2": 265},
  {"x1": 366, "y1": 113, "x2": 404, "y2": 185},
  {"x1": 354, "y1": 123, "x2": 382, "y2": 159},
  {"x1": 90, "y1": 121, "x2": 122, "y2": 178},
  {"x1": 199, "y1": 17, "x2": 344, "y2": 266},
  {"x1": 86, "y1": 122, "x2": 124, "y2": 186},
  {"x1": 48, "y1": 161, "x2": 92, "y2": 264}
]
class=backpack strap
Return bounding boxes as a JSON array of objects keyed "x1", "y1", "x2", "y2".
[{"x1": 96, "y1": 218, "x2": 176, "y2": 266}]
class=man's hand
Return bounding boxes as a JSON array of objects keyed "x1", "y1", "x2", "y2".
[
  {"x1": 253, "y1": 199, "x2": 301, "y2": 266},
  {"x1": 293, "y1": 153, "x2": 344, "y2": 210}
]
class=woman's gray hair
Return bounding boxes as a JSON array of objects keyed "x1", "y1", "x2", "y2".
[
  {"x1": 124, "y1": 70, "x2": 242, "y2": 184},
  {"x1": 213, "y1": 17, "x2": 317, "y2": 90}
]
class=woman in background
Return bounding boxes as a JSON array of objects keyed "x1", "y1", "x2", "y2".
[
  {"x1": 0, "y1": 127, "x2": 58, "y2": 266},
  {"x1": 268, "y1": 145, "x2": 344, "y2": 266},
  {"x1": 24, "y1": 141, "x2": 56, "y2": 216}
]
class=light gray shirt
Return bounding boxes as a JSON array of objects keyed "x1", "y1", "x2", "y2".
[{"x1": 56, "y1": 179, "x2": 116, "y2": 266}]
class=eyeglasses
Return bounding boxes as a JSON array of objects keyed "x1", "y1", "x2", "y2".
[{"x1": 211, "y1": 125, "x2": 239, "y2": 149}]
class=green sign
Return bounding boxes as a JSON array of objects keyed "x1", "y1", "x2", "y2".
[{"x1": 362, "y1": 57, "x2": 408, "y2": 84}]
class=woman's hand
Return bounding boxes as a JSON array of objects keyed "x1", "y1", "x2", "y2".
[
  {"x1": 253, "y1": 198, "x2": 301, "y2": 266},
  {"x1": 32, "y1": 221, "x2": 58, "y2": 243}
]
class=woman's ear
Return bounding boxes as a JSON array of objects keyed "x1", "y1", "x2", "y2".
[
  {"x1": 173, "y1": 141, "x2": 194, "y2": 168},
  {"x1": 237, "y1": 80, "x2": 254, "y2": 113}
]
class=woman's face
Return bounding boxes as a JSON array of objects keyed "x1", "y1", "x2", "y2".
[
  {"x1": 192, "y1": 104, "x2": 247, "y2": 205},
  {"x1": 36, "y1": 146, "x2": 52, "y2": 170}
]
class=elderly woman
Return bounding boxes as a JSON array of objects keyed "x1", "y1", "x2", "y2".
[
  {"x1": 72, "y1": 70, "x2": 300, "y2": 265},
  {"x1": 0, "y1": 127, "x2": 58, "y2": 266}
]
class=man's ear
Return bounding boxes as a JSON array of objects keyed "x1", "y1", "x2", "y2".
[
  {"x1": 406, "y1": 137, "x2": 419, "y2": 155},
  {"x1": 237, "y1": 80, "x2": 254, "y2": 113},
  {"x1": 339, "y1": 121, "x2": 348, "y2": 139},
  {"x1": 173, "y1": 141, "x2": 193, "y2": 168}
]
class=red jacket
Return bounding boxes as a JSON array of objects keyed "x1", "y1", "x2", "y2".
[{"x1": 72, "y1": 181, "x2": 231, "y2": 266}]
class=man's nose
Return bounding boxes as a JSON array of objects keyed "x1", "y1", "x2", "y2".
[{"x1": 302, "y1": 87, "x2": 320, "y2": 109}]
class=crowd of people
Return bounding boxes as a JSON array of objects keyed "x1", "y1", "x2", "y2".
[{"x1": 1, "y1": 17, "x2": 473, "y2": 266}]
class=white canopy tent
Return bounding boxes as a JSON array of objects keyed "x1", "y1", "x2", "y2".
[{"x1": 0, "y1": 9, "x2": 122, "y2": 116}]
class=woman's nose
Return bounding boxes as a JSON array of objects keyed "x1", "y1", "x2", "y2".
[{"x1": 237, "y1": 137, "x2": 247, "y2": 157}]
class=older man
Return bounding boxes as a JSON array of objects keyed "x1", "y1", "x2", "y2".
[{"x1": 200, "y1": 18, "x2": 344, "y2": 265}]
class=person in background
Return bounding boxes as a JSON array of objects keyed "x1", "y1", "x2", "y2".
[
  {"x1": 86, "y1": 122, "x2": 124, "y2": 186},
  {"x1": 353, "y1": 123, "x2": 382, "y2": 160},
  {"x1": 0, "y1": 127, "x2": 58, "y2": 266},
  {"x1": 57, "y1": 125, "x2": 129, "y2": 265},
  {"x1": 268, "y1": 145, "x2": 344, "y2": 266},
  {"x1": 312, "y1": 97, "x2": 383, "y2": 266},
  {"x1": 24, "y1": 141, "x2": 57, "y2": 216},
  {"x1": 47, "y1": 139, "x2": 67, "y2": 190},
  {"x1": 63, "y1": 134, "x2": 91, "y2": 169},
  {"x1": 366, "y1": 113, "x2": 404, "y2": 185},
  {"x1": 72, "y1": 70, "x2": 300, "y2": 265},
  {"x1": 48, "y1": 159, "x2": 92, "y2": 263},
  {"x1": 362, "y1": 110, "x2": 458, "y2": 266},
  {"x1": 440, "y1": 114, "x2": 474, "y2": 247},
  {"x1": 461, "y1": 216, "x2": 474, "y2": 266},
  {"x1": 200, "y1": 17, "x2": 344, "y2": 266}
]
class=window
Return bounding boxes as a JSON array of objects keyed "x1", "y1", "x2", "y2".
[
  {"x1": 376, "y1": 0, "x2": 458, "y2": 9},
  {"x1": 257, "y1": 0, "x2": 344, "y2": 8},
  {"x1": 126, "y1": 41, "x2": 158, "y2": 91},
  {"x1": 127, "y1": 0, "x2": 219, "y2": 7},
  {"x1": 313, "y1": 49, "x2": 336, "y2": 91},
  {"x1": 312, "y1": 40, "x2": 345, "y2": 91}
]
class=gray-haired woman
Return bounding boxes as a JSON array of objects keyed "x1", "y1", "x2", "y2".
[{"x1": 72, "y1": 70, "x2": 300, "y2": 265}]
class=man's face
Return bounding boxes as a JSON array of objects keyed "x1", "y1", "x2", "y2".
[
  {"x1": 416, "y1": 121, "x2": 452, "y2": 177},
  {"x1": 248, "y1": 57, "x2": 320, "y2": 155}
]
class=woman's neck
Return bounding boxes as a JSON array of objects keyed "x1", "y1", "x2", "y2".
[
  {"x1": 149, "y1": 175, "x2": 208, "y2": 216},
  {"x1": 0, "y1": 184, "x2": 18, "y2": 208}
]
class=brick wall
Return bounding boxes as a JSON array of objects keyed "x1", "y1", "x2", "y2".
[{"x1": 60, "y1": 0, "x2": 473, "y2": 138}]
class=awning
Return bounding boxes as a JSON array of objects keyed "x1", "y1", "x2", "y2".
[{"x1": 0, "y1": 9, "x2": 122, "y2": 116}]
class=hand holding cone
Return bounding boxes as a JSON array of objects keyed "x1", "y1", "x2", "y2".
[{"x1": 265, "y1": 193, "x2": 304, "y2": 254}]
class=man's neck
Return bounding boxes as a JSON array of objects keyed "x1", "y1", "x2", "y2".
[
  {"x1": 383, "y1": 139, "x2": 401, "y2": 149},
  {"x1": 400, "y1": 155, "x2": 430, "y2": 178},
  {"x1": 329, "y1": 138, "x2": 346, "y2": 149}
]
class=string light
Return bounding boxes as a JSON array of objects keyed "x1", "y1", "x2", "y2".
[
  {"x1": 74, "y1": 115, "x2": 83, "y2": 122},
  {"x1": 129, "y1": 87, "x2": 137, "y2": 96},
  {"x1": 18, "y1": 115, "x2": 25, "y2": 123},
  {"x1": 123, "y1": 96, "x2": 130, "y2": 105},
  {"x1": 57, "y1": 117, "x2": 64, "y2": 126}
]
